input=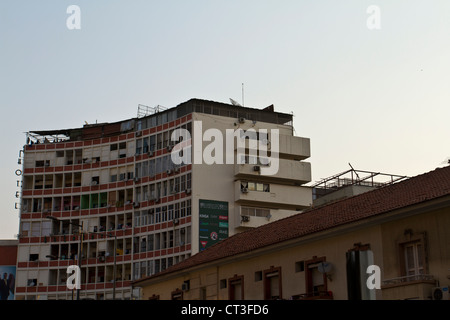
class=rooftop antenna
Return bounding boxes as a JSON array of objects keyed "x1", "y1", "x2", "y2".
[
  {"x1": 348, "y1": 162, "x2": 361, "y2": 181},
  {"x1": 242, "y1": 83, "x2": 244, "y2": 107}
]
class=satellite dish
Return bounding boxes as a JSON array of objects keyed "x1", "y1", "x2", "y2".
[
  {"x1": 318, "y1": 261, "x2": 333, "y2": 274},
  {"x1": 229, "y1": 98, "x2": 242, "y2": 107}
]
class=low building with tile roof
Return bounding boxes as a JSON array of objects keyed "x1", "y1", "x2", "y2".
[{"x1": 132, "y1": 165, "x2": 450, "y2": 300}]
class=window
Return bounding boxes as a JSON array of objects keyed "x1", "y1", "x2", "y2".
[
  {"x1": 346, "y1": 244, "x2": 373, "y2": 300},
  {"x1": 162, "y1": 206, "x2": 167, "y2": 222},
  {"x1": 180, "y1": 201, "x2": 186, "y2": 217},
  {"x1": 143, "y1": 138, "x2": 149, "y2": 153},
  {"x1": 263, "y1": 267, "x2": 282, "y2": 300},
  {"x1": 228, "y1": 275, "x2": 244, "y2": 300},
  {"x1": 186, "y1": 199, "x2": 191, "y2": 216},
  {"x1": 162, "y1": 180, "x2": 167, "y2": 197},
  {"x1": 398, "y1": 233, "x2": 427, "y2": 278},
  {"x1": 42, "y1": 221, "x2": 52, "y2": 237},
  {"x1": 21, "y1": 222, "x2": 30, "y2": 237},
  {"x1": 306, "y1": 261, "x2": 326, "y2": 296},
  {"x1": 180, "y1": 175, "x2": 186, "y2": 191},
  {"x1": 35, "y1": 160, "x2": 50, "y2": 167},
  {"x1": 295, "y1": 261, "x2": 305, "y2": 273},
  {"x1": 27, "y1": 279, "x2": 37, "y2": 287},
  {"x1": 241, "y1": 181, "x2": 269, "y2": 192},
  {"x1": 220, "y1": 279, "x2": 227, "y2": 289},
  {"x1": 135, "y1": 163, "x2": 141, "y2": 179},
  {"x1": 175, "y1": 202, "x2": 180, "y2": 219},
  {"x1": 186, "y1": 173, "x2": 191, "y2": 189},
  {"x1": 404, "y1": 242, "x2": 424, "y2": 276},
  {"x1": 31, "y1": 222, "x2": 41, "y2": 237},
  {"x1": 241, "y1": 206, "x2": 270, "y2": 218},
  {"x1": 29, "y1": 254, "x2": 39, "y2": 262},
  {"x1": 136, "y1": 139, "x2": 142, "y2": 155},
  {"x1": 138, "y1": 261, "x2": 146, "y2": 279},
  {"x1": 149, "y1": 135, "x2": 156, "y2": 152}
]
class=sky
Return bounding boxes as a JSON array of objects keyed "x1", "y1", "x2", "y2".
[{"x1": 1, "y1": 0, "x2": 449, "y2": 239}]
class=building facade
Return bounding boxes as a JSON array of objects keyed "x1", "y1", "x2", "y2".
[
  {"x1": 133, "y1": 166, "x2": 450, "y2": 300},
  {"x1": 15, "y1": 98, "x2": 312, "y2": 300}
]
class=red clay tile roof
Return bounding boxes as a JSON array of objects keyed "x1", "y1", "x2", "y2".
[{"x1": 133, "y1": 165, "x2": 450, "y2": 284}]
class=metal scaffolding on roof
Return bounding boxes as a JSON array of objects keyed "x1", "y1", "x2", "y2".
[
  {"x1": 137, "y1": 104, "x2": 167, "y2": 118},
  {"x1": 311, "y1": 164, "x2": 409, "y2": 198}
]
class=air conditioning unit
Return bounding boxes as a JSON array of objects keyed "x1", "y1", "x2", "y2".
[
  {"x1": 166, "y1": 169, "x2": 172, "y2": 175},
  {"x1": 148, "y1": 151, "x2": 154, "y2": 157},
  {"x1": 241, "y1": 215, "x2": 250, "y2": 222},
  {"x1": 253, "y1": 165, "x2": 261, "y2": 172},
  {"x1": 185, "y1": 188, "x2": 191, "y2": 195},
  {"x1": 154, "y1": 198, "x2": 160, "y2": 203},
  {"x1": 432, "y1": 287, "x2": 449, "y2": 300},
  {"x1": 136, "y1": 131, "x2": 142, "y2": 137},
  {"x1": 182, "y1": 282, "x2": 190, "y2": 291},
  {"x1": 133, "y1": 202, "x2": 140, "y2": 208},
  {"x1": 238, "y1": 117, "x2": 246, "y2": 124},
  {"x1": 134, "y1": 177, "x2": 140, "y2": 182},
  {"x1": 167, "y1": 144, "x2": 174, "y2": 152},
  {"x1": 241, "y1": 187, "x2": 249, "y2": 193},
  {"x1": 173, "y1": 218, "x2": 179, "y2": 225}
]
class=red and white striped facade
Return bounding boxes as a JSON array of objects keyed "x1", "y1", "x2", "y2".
[{"x1": 16, "y1": 111, "x2": 194, "y2": 300}]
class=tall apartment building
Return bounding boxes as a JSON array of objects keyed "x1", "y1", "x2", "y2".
[{"x1": 15, "y1": 98, "x2": 312, "y2": 300}]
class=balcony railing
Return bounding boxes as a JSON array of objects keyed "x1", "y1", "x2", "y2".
[
  {"x1": 291, "y1": 291, "x2": 334, "y2": 300},
  {"x1": 381, "y1": 274, "x2": 437, "y2": 300},
  {"x1": 382, "y1": 274, "x2": 435, "y2": 286}
]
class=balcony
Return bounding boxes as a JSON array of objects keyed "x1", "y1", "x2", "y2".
[
  {"x1": 234, "y1": 159, "x2": 311, "y2": 184},
  {"x1": 278, "y1": 135, "x2": 310, "y2": 160},
  {"x1": 291, "y1": 291, "x2": 334, "y2": 300},
  {"x1": 235, "y1": 181, "x2": 312, "y2": 210},
  {"x1": 235, "y1": 134, "x2": 310, "y2": 161},
  {"x1": 381, "y1": 274, "x2": 437, "y2": 300}
]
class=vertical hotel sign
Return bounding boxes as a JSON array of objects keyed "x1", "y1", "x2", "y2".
[{"x1": 199, "y1": 200, "x2": 228, "y2": 251}]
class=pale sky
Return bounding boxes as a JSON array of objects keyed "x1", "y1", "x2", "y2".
[{"x1": 1, "y1": 0, "x2": 449, "y2": 239}]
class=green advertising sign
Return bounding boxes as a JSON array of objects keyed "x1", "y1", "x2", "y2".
[{"x1": 199, "y1": 199, "x2": 229, "y2": 251}]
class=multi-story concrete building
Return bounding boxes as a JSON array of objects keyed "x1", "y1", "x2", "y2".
[{"x1": 15, "y1": 98, "x2": 312, "y2": 300}]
